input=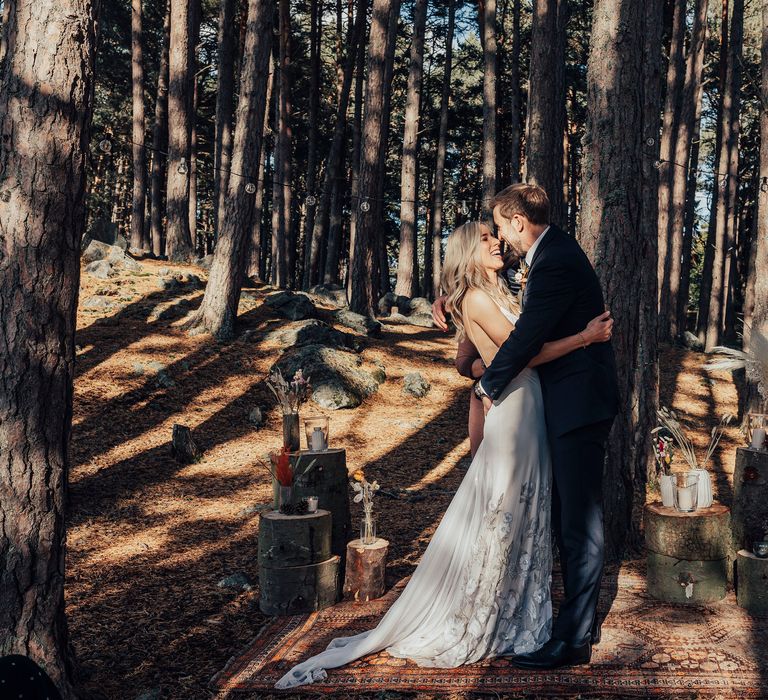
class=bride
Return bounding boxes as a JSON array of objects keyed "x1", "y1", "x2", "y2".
[{"x1": 274, "y1": 221, "x2": 613, "y2": 689}]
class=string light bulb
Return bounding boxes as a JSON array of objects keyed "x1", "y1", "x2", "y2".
[
  {"x1": 460, "y1": 200, "x2": 469, "y2": 216},
  {"x1": 306, "y1": 194, "x2": 317, "y2": 207},
  {"x1": 177, "y1": 160, "x2": 189, "y2": 175},
  {"x1": 99, "y1": 139, "x2": 112, "y2": 153},
  {"x1": 245, "y1": 182, "x2": 256, "y2": 194},
  {"x1": 653, "y1": 160, "x2": 662, "y2": 169},
  {"x1": 646, "y1": 137, "x2": 655, "y2": 146},
  {"x1": 761, "y1": 177, "x2": 768, "y2": 194},
  {"x1": 360, "y1": 200, "x2": 371, "y2": 213},
  {"x1": 418, "y1": 205, "x2": 427, "y2": 216}
]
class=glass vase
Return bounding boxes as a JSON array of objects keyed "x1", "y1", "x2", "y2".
[
  {"x1": 673, "y1": 472, "x2": 699, "y2": 513},
  {"x1": 360, "y1": 513, "x2": 377, "y2": 545},
  {"x1": 278, "y1": 485, "x2": 293, "y2": 509},
  {"x1": 282, "y1": 412, "x2": 300, "y2": 452}
]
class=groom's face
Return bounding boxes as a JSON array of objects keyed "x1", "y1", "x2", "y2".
[{"x1": 492, "y1": 205, "x2": 526, "y2": 253}]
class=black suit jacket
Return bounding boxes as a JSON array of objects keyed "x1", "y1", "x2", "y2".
[{"x1": 480, "y1": 225, "x2": 619, "y2": 437}]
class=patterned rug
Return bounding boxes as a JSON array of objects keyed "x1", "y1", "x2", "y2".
[{"x1": 211, "y1": 561, "x2": 768, "y2": 698}]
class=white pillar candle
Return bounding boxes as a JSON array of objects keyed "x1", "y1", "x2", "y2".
[
  {"x1": 311, "y1": 426, "x2": 326, "y2": 451},
  {"x1": 677, "y1": 487, "x2": 694, "y2": 511},
  {"x1": 751, "y1": 428, "x2": 766, "y2": 450}
]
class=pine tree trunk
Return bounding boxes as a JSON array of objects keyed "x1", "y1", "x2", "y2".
[
  {"x1": 186, "y1": 0, "x2": 273, "y2": 339},
  {"x1": 349, "y1": 0, "x2": 402, "y2": 315},
  {"x1": 213, "y1": 0, "x2": 238, "y2": 241},
  {"x1": 656, "y1": 0, "x2": 686, "y2": 340},
  {"x1": 395, "y1": 0, "x2": 428, "y2": 298},
  {"x1": 577, "y1": 0, "x2": 663, "y2": 557},
  {"x1": 165, "y1": 0, "x2": 194, "y2": 261},
  {"x1": 524, "y1": 0, "x2": 566, "y2": 226},
  {"x1": 0, "y1": 0, "x2": 97, "y2": 694},
  {"x1": 149, "y1": 0, "x2": 171, "y2": 257},
  {"x1": 188, "y1": 71, "x2": 198, "y2": 252},
  {"x1": 508, "y1": 0, "x2": 521, "y2": 183},
  {"x1": 671, "y1": 0, "x2": 708, "y2": 337},
  {"x1": 303, "y1": 0, "x2": 322, "y2": 283},
  {"x1": 131, "y1": 0, "x2": 147, "y2": 252},
  {"x1": 481, "y1": 0, "x2": 497, "y2": 219},
  {"x1": 347, "y1": 29, "x2": 366, "y2": 297},
  {"x1": 429, "y1": 0, "x2": 455, "y2": 298}
]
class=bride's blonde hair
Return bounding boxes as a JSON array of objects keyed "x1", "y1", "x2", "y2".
[{"x1": 440, "y1": 221, "x2": 519, "y2": 339}]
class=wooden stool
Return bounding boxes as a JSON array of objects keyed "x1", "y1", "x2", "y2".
[
  {"x1": 258, "y1": 509, "x2": 340, "y2": 615},
  {"x1": 343, "y1": 538, "x2": 389, "y2": 602},
  {"x1": 733, "y1": 448, "x2": 768, "y2": 552},
  {"x1": 644, "y1": 502, "x2": 730, "y2": 604},
  {"x1": 736, "y1": 550, "x2": 768, "y2": 615}
]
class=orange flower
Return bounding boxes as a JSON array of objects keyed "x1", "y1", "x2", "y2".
[
  {"x1": 352, "y1": 469, "x2": 365, "y2": 482},
  {"x1": 271, "y1": 445, "x2": 293, "y2": 486}
]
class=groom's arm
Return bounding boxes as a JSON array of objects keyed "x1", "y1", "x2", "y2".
[{"x1": 479, "y1": 257, "x2": 573, "y2": 401}]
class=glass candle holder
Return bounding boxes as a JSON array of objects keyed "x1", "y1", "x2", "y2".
[
  {"x1": 306, "y1": 496, "x2": 319, "y2": 513},
  {"x1": 360, "y1": 514, "x2": 377, "y2": 545},
  {"x1": 304, "y1": 416, "x2": 329, "y2": 451},
  {"x1": 673, "y1": 472, "x2": 699, "y2": 513},
  {"x1": 747, "y1": 413, "x2": 767, "y2": 449}
]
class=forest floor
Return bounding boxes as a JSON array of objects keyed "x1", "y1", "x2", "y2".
[{"x1": 67, "y1": 257, "x2": 743, "y2": 700}]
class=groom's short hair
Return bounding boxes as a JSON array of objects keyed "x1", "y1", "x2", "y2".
[{"x1": 492, "y1": 183, "x2": 550, "y2": 225}]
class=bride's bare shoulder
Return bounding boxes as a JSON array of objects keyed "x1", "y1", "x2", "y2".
[{"x1": 463, "y1": 288, "x2": 498, "y2": 315}]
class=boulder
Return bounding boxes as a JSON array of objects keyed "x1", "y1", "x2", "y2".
[
  {"x1": 82, "y1": 295, "x2": 114, "y2": 310},
  {"x1": 82, "y1": 239, "x2": 113, "y2": 263},
  {"x1": 683, "y1": 331, "x2": 704, "y2": 351},
  {"x1": 272, "y1": 344, "x2": 383, "y2": 410},
  {"x1": 86, "y1": 218, "x2": 125, "y2": 249},
  {"x1": 265, "y1": 319, "x2": 361, "y2": 351},
  {"x1": 377, "y1": 292, "x2": 410, "y2": 316},
  {"x1": 309, "y1": 284, "x2": 348, "y2": 308},
  {"x1": 264, "y1": 291, "x2": 317, "y2": 321},
  {"x1": 196, "y1": 254, "x2": 215, "y2": 270},
  {"x1": 407, "y1": 297, "x2": 433, "y2": 316},
  {"x1": 217, "y1": 572, "x2": 253, "y2": 591},
  {"x1": 387, "y1": 312, "x2": 434, "y2": 328},
  {"x1": 85, "y1": 260, "x2": 113, "y2": 279},
  {"x1": 333, "y1": 308, "x2": 382, "y2": 337},
  {"x1": 106, "y1": 247, "x2": 143, "y2": 272},
  {"x1": 403, "y1": 371, "x2": 431, "y2": 398}
]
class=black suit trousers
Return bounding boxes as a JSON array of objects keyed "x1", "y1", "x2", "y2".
[{"x1": 549, "y1": 418, "x2": 614, "y2": 645}]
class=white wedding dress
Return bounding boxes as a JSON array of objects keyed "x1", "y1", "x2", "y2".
[{"x1": 275, "y1": 307, "x2": 553, "y2": 689}]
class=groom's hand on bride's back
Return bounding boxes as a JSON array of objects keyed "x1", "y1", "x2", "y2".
[{"x1": 432, "y1": 295, "x2": 450, "y2": 332}]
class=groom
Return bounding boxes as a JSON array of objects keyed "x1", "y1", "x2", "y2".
[{"x1": 434, "y1": 183, "x2": 619, "y2": 669}]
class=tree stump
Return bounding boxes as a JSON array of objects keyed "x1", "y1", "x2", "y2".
[
  {"x1": 171, "y1": 423, "x2": 201, "y2": 463},
  {"x1": 258, "y1": 509, "x2": 340, "y2": 616},
  {"x1": 290, "y1": 449, "x2": 352, "y2": 562},
  {"x1": 736, "y1": 550, "x2": 768, "y2": 615},
  {"x1": 644, "y1": 502, "x2": 730, "y2": 604},
  {"x1": 732, "y1": 448, "x2": 768, "y2": 552},
  {"x1": 258, "y1": 509, "x2": 332, "y2": 568},
  {"x1": 343, "y1": 538, "x2": 389, "y2": 602}
]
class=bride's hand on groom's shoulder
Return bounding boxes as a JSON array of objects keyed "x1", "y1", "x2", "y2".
[{"x1": 432, "y1": 295, "x2": 450, "y2": 332}]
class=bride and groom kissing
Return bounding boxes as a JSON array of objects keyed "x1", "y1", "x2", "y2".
[{"x1": 275, "y1": 183, "x2": 620, "y2": 689}]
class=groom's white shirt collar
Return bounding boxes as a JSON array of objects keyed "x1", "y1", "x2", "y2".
[{"x1": 525, "y1": 225, "x2": 550, "y2": 266}]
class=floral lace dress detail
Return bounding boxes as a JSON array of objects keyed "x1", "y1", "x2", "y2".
[{"x1": 275, "y1": 307, "x2": 553, "y2": 688}]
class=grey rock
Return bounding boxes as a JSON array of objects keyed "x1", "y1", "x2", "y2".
[
  {"x1": 403, "y1": 371, "x2": 431, "y2": 398},
  {"x1": 264, "y1": 291, "x2": 316, "y2": 321},
  {"x1": 146, "y1": 361, "x2": 167, "y2": 372},
  {"x1": 683, "y1": 331, "x2": 704, "y2": 351},
  {"x1": 158, "y1": 267, "x2": 170, "y2": 276},
  {"x1": 85, "y1": 259, "x2": 113, "y2": 279},
  {"x1": 82, "y1": 239, "x2": 113, "y2": 263},
  {"x1": 407, "y1": 297, "x2": 433, "y2": 316},
  {"x1": 406, "y1": 313, "x2": 434, "y2": 328},
  {"x1": 273, "y1": 344, "x2": 383, "y2": 410},
  {"x1": 157, "y1": 276, "x2": 180, "y2": 291},
  {"x1": 309, "y1": 284, "x2": 347, "y2": 308},
  {"x1": 265, "y1": 319, "x2": 359, "y2": 351},
  {"x1": 333, "y1": 308, "x2": 382, "y2": 337},
  {"x1": 82, "y1": 295, "x2": 114, "y2": 310},
  {"x1": 248, "y1": 406, "x2": 264, "y2": 427},
  {"x1": 185, "y1": 273, "x2": 203, "y2": 288},
  {"x1": 132, "y1": 362, "x2": 145, "y2": 376},
  {"x1": 378, "y1": 292, "x2": 410, "y2": 316},
  {"x1": 196, "y1": 254, "x2": 215, "y2": 270},
  {"x1": 217, "y1": 572, "x2": 253, "y2": 591},
  {"x1": 120, "y1": 254, "x2": 143, "y2": 272},
  {"x1": 155, "y1": 371, "x2": 175, "y2": 389}
]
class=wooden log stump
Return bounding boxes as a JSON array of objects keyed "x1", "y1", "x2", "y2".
[
  {"x1": 259, "y1": 556, "x2": 340, "y2": 616},
  {"x1": 733, "y1": 448, "x2": 768, "y2": 552},
  {"x1": 258, "y1": 510, "x2": 332, "y2": 568},
  {"x1": 736, "y1": 550, "x2": 768, "y2": 615},
  {"x1": 290, "y1": 449, "x2": 352, "y2": 562},
  {"x1": 644, "y1": 502, "x2": 730, "y2": 604},
  {"x1": 171, "y1": 423, "x2": 201, "y2": 463},
  {"x1": 343, "y1": 538, "x2": 389, "y2": 602}
]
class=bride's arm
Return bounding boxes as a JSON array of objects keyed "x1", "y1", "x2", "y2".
[{"x1": 465, "y1": 291, "x2": 613, "y2": 366}]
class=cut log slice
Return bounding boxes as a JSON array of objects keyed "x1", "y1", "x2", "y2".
[
  {"x1": 736, "y1": 549, "x2": 768, "y2": 615},
  {"x1": 343, "y1": 537, "x2": 389, "y2": 602},
  {"x1": 644, "y1": 502, "x2": 731, "y2": 561},
  {"x1": 733, "y1": 448, "x2": 768, "y2": 552},
  {"x1": 258, "y1": 509, "x2": 332, "y2": 568},
  {"x1": 259, "y1": 555, "x2": 340, "y2": 616},
  {"x1": 646, "y1": 551, "x2": 727, "y2": 604}
]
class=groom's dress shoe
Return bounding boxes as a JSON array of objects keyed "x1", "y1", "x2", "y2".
[{"x1": 509, "y1": 639, "x2": 591, "y2": 669}]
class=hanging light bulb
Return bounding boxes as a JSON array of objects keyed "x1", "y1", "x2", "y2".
[
  {"x1": 653, "y1": 160, "x2": 662, "y2": 169},
  {"x1": 245, "y1": 182, "x2": 256, "y2": 194},
  {"x1": 418, "y1": 205, "x2": 427, "y2": 216},
  {"x1": 460, "y1": 200, "x2": 469, "y2": 216},
  {"x1": 99, "y1": 139, "x2": 112, "y2": 153},
  {"x1": 646, "y1": 137, "x2": 655, "y2": 146},
  {"x1": 306, "y1": 194, "x2": 317, "y2": 207},
  {"x1": 761, "y1": 177, "x2": 768, "y2": 194},
  {"x1": 177, "y1": 159, "x2": 189, "y2": 175},
  {"x1": 360, "y1": 200, "x2": 371, "y2": 213}
]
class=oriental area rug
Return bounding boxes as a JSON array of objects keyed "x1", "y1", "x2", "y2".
[{"x1": 211, "y1": 561, "x2": 768, "y2": 698}]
